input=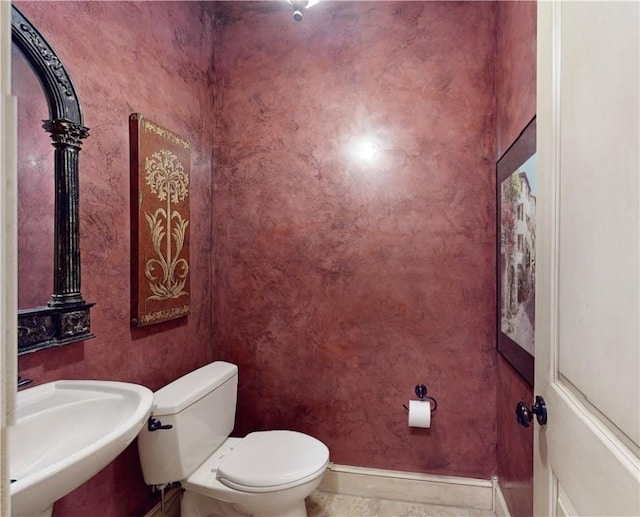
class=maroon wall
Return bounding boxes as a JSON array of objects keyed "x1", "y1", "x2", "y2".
[
  {"x1": 495, "y1": 1, "x2": 537, "y2": 515},
  {"x1": 11, "y1": 1, "x2": 537, "y2": 514},
  {"x1": 15, "y1": 2, "x2": 216, "y2": 515},
  {"x1": 212, "y1": 1, "x2": 497, "y2": 479}
]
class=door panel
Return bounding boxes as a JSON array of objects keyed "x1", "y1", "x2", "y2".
[
  {"x1": 535, "y1": 1, "x2": 640, "y2": 515},
  {"x1": 557, "y1": 482, "x2": 578, "y2": 517},
  {"x1": 556, "y1": 0, "x2": 639, "y2": 447}
]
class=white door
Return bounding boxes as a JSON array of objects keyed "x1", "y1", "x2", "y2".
[
  {"x1": 535, "y1": 1, "x2": 640, "y2": 515},
  {"x1": 0, "y1": 2, "x2": 18, "y2": 517}
]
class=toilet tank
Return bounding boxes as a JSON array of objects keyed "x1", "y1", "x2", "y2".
[{"x1": 138, "y1": 361, "x2": 238, "y2": 485}]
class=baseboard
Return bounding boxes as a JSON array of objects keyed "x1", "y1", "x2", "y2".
[
  {"x1": 319, "y1": 463, "x2": 494, "y2": 511},
  {"x1": 142, "y1": 488, "x2": 182, "y2": 517},
  {"x1": 492, "y1": 477, "x2": 512, "y2": 517},
  {"x1": 141, "y1": 468, "x2": 507, "y2": 516}
]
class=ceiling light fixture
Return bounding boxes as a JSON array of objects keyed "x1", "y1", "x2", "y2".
[{"x1": 288, "y1": 0, "x2": 320, "y2": 22}]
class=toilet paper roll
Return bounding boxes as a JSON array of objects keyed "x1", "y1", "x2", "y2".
[{"x1": 408, "y1": 400, "x2": 431, "y2": 428}]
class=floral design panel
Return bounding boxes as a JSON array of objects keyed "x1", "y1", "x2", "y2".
[{"x1": 130, "y1": 113, "x2": 191, "y2": 326}]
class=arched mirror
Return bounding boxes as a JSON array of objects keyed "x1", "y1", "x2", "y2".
[{"x1": 12, "y1": 5, "x2": 94, "y2": 354}]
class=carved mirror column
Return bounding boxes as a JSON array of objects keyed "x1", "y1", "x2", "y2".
[{"x1": 12, "y1": 6, "x2": 94, "y2": 354}]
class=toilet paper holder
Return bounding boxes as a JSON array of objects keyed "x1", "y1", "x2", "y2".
[{"x1": 403, "y1": 384, "x2": 438, "y2": 412}]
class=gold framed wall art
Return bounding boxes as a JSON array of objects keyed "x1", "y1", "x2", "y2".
[{"x1": 130, "y1": 114, "x2": 191, "y2": 326}]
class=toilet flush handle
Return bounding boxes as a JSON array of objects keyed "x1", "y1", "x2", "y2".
[{"x1": 147, "y1": 417, "x2": 173, "y2": 432}]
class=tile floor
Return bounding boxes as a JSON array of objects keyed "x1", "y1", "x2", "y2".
[{"x1": 305, "y1": 490, "x2": 496, "y2": 517}]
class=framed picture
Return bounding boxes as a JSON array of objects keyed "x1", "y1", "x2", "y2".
[
  {"x1": 130, "y1": 114, "x2": 191, "y2": 326},
  {"x1": 497, "y1": 117, "x2": 536, "y2": 386}
]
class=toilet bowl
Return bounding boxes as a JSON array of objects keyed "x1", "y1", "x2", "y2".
[
  {"x1": 137, "y1": 361, "x2": 329, "y2": 517},
  {"x1": 182, "y1": 436, "x2": 327, "y2": 517}
]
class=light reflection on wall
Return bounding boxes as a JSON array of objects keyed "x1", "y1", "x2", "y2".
[
  {"x1": 342, "y1": 129, "x2": 393, "y2": 189},
  {"x1": 351, "y1": 136, "x2": 380, "y2": 164},
  {"x1": 345, "y1": 130, "x2": 387, "y2": 167}
]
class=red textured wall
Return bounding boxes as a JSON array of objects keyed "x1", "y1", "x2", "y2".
[
  {"x1": 14, "y1": 2, "x2": 216, "y2": 515},
  {"x1": 495, "y1": 1, "x2": 537, "y2": 515},
  {"x1": 496, "y1": 1, "x2": 537, "y2": 157},
  {"x1": 11, "y1": 1, "x2": 536, "y2": 513},
  {"x1": 212, "y1": 1, "x2": 498, "y2": 479}
]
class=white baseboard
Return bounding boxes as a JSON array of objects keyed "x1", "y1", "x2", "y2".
[
  {"x1": 319, "y1": 463, "x2": 494, "y2": 511},
  {"x1": 143, "y1": 488, "x2": 182, "y2": 517},
  {"x1": 492, "y1": 476, "x2": 512, "y2": 517},
  {"x1": 142, "y1": 468, "x2": 509, "y2": 516}
]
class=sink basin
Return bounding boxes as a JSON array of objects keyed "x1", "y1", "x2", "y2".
[{"x1": 9, "y1": 380, "x2": 153, "y2": 517}]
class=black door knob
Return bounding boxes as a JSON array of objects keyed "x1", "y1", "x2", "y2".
[{"x1": 516, "y1": 395, "x2": 547, "y2": 427}]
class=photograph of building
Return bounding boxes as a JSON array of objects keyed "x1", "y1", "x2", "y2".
[{"x1": 500, "y1": 155, "x2": 536, "y2": 355}]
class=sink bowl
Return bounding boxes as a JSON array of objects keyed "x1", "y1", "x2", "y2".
[{"x1": 9, "y1": 380, "x2": 153, "y2": 517}]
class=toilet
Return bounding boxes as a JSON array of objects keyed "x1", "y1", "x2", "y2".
[{"x1": 137, "y1": 361, "x2": 329, "y2": 517}]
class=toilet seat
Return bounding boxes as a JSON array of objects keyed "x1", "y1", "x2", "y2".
[{"x1": 216, "y1": 430, "x2": 329, "y2": 493}]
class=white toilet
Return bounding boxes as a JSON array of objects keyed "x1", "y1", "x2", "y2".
[{"x1": 138, "y1": 361, "x2": 329, "y2": 517}]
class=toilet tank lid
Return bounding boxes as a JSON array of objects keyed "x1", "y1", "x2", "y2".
[{"x1": 152, "y1": 361, "x2": 238, "y2": 416}]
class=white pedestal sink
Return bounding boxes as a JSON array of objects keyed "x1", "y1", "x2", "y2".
[{"x1": 9, "y1": 380, "x2": 153, "y2": 517}]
